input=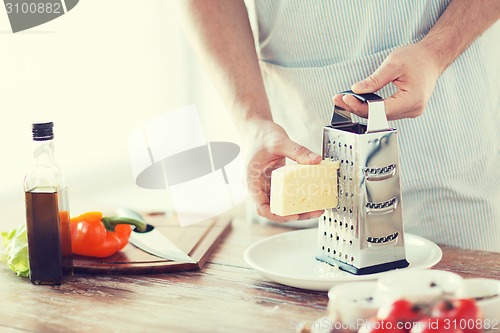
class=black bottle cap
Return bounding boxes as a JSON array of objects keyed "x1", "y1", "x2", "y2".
[{"x1": 32, "y1": 122, "x2": 54, "y2": 141}]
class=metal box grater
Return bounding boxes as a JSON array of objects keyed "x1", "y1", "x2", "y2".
[{"x1": 316, "y1": 90, "x2": 409, "y2": 275}]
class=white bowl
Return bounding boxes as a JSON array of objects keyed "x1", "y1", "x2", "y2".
[
  {"x1": 376, "y1": 269, "x2": 464, "y2": 304},
  {"x1": 456, "y1": 278, "x2": 500, "y2": 321},
  {"x1": 328, "y1": 281, "x2": 380, "y2": 325}
]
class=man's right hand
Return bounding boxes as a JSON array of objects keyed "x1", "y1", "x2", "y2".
[
  {"x1": 244, "y1": 119, "x2": 324, "y2": 223},
  {"x1": 178, "y1": 1, "x2": 324, "y2": 222}
]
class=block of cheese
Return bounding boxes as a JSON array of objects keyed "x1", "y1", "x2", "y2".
[{"x1": 270, "y1": 160, "x2": 340, "y2": 216}]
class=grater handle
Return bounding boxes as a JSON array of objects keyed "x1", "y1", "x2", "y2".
[
  {"x1": 331, "y1": 108, "x2": 352, "y2": 125},
  {"x1": 340, "y1": 90, "x2": 382, "y2": 103},
  {"x1": 335, "y1": 90, "x2": 390, "y2": 133}
]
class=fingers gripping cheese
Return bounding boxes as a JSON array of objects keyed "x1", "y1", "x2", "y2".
[{"x1": 270, "y1": 160, "x2": 340, "y2": 216}]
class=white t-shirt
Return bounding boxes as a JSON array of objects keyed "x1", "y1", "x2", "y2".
[{"x1": 247, "y1": 0, "x2": 500, "y2": 251}]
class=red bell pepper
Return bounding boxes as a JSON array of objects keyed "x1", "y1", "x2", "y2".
[{"x1": 70, "y1": 211, "x2": 147, "y2": 258}]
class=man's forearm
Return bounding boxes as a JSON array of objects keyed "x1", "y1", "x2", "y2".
[
  {"x1": 177, "y1": 0, "x2": 273, "y2": 131},
  {"x1": 420, "y1": 0, "x2": 500, "y2": 72}
]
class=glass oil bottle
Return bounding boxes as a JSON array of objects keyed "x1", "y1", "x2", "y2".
[{"x1": 24, "y1": 122, "x2": 73, "y2": 285}]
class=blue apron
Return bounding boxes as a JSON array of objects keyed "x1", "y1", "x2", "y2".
[{"x1": 247, "y1": 0, "x2": 500, "y2": 251}]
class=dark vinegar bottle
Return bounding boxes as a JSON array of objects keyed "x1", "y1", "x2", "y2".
[{"x1": 24, "y1": 122, "x2": 73, "y2": 285}]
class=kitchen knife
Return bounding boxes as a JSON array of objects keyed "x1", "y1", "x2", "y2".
[{"x1": 115, "y1": 208, "x2": 196, "y2": 263}]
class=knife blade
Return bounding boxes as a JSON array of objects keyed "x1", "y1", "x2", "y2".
[{"x1": 115, "y1": 208, "x2": 196, "y2": 263}]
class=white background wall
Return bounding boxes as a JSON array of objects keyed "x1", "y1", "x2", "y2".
[{"x1": 0, "y1": 0, "x2": 240, "y2": 225}]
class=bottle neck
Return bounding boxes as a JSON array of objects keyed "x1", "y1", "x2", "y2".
[{"x1": 33, "y1": 139, "x2": 56, "y2": 165}]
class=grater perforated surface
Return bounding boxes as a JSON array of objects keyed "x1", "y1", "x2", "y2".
[{"x1": 316, "y1": 91, "x2": 409, "y2": 275}]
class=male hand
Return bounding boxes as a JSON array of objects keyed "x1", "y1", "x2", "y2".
[
  {"x1": 333, "y1": 42, "x2": 443, "y2": 120},
  {"x1": 244, "y1": 119, "x2": 324, "y2": 222}
]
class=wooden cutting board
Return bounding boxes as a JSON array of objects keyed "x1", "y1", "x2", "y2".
[{"x1": 73, "y1": 213, "x2": 232, "y2": 275}]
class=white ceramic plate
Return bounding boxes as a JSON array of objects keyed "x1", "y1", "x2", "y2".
[{"x1": 244, "y1": 229, "x2": 442, "y2": 291}]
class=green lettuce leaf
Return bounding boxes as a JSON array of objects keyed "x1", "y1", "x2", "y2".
[{"x1": 1, "y1": 225, "x2": 30, "y2": 278}]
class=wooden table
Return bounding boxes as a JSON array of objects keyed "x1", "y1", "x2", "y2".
[{"x1": 0, "y1": 215, "x2": 498, "y2": 333}]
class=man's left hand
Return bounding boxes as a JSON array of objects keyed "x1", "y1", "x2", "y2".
[{"x1": 333, "y1": 42, "x2": 443, "y2": 120}]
